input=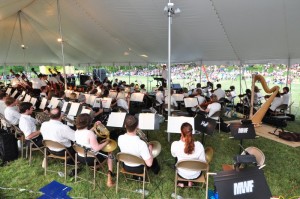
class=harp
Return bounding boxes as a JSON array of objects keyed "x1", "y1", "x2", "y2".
[{"x1": 250, "y1": 74, "x2": 279, "y2": 125}]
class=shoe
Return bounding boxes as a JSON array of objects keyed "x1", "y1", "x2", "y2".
[
  {"x1": 132, "y1": 175, "x2": 143, "y2": 181},
  {"x1": 107, "y1": 172, "x2": 115, "y2": 187}
]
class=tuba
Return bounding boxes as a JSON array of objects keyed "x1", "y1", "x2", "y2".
[
  {"x1": 92, "y1": 122, "x2": 117, "y2": 152},
  {"x1": 136, "y1": 128, "x2": 161, "y2": 158}
]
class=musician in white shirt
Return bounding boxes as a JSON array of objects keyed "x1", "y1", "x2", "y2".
[
  {"x1": 161, "y1": 65, "x2": 167, "y2": 87},
  {"x1": 155, "y1": 86, "x2": 164, "y2": 106},
  {"x1": 4, "y1": 97, "x2": 21, "y2": 125},
  {"x1": 19, "y1": 102, "x2": 43, "y2": 147},
  {"x1": 11, "y1": 74, "x2": 21, "y2": 88},
  {"x1": 213, "y1": 84, "x2": 225, "y2": 100},
  {"x1": 75, "y1": 114, "x2": 114, "y2": 187},
  {"x1": 0, "y1": 92, "x2": 7, "y2": 116}
]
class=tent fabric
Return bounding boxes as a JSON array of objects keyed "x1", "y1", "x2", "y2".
[{"x1": 0, "y1": 0, "x2": 300, "y2": 66}]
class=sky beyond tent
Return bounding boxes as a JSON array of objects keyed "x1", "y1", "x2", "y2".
[{"x1": 0, "y1": 0, "x2": 300, "y2": 66}]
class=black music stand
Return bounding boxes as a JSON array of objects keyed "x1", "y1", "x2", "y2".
[
  {"x1": 229, "y1": 122, "x2": 256, "y2": 153},
  {"x1": 194, "y1": 114, "x2": 217, "y2": 145},
  {"x1": 213, "y1": 167, "x2": 272, "y2": 199}
]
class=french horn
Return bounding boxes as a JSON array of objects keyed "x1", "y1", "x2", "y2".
[
  {"x1": 205, "y1": 146, "x2": 214, "y2": 164},
  {"x1": 136, "y1": 128, "x2": 161, "y2": 158},
  {"x1": 92, "y1": 122, "x2": 117, "y2": 153}
]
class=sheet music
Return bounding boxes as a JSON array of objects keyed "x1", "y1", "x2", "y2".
[
  {"x1": 107, "y1": 112, "x2": 126, "y2": 127},
  {"x1": 49, "y1": 97, "x2": 60, "y2": 109},
  {"x1": 130, "y1": 93, "x2": 144, "y2": 102},
  {"x1": 30, "y1": 97, "x2": 37, "y2": 107},
  {"x1": 61, "y1": 101, "x2": 70, "y2": 112},
  {"x1": 101, "y1": 97, "x2": 112, "y2": 109},
  {"x1": 21, "y1": 91, "x2": 26, "y2": 96},
  {"x1": 93, "y1": 98, "x2": 102, "y2": 108},
  {"x1": 184, "y1": 97, "x2": 198, "y2": 108},
  {"x1": 167, "y1": 116, "x2": 195, "y2": 134},
  {"x1": 81, "y1": 108, "x2": 91, "y2": 114},
  {"x1": 24, "y1": 94, "x2": 31, "y2": 102},
  {"x1": 11, "y1": 90, "x2": 18, "y2": 98},
  {"x1": 88, "y1": 95, "x2": 97, "y2": 106},
  {"x1": 67, "y1": 102, "x2": 81, "y2": 116},
  {"x1": 139, "y1": 113, "x2": 155, "y2": 130},
  {"x1": 39, "y1": 98, "x2": 47, "y2": 110},
  {"x1": 6, "y1": 88, "x2": 12, "y2": 95},
  {"x1": 172, "y1": 94, "x2": 184, "y2": 101}
]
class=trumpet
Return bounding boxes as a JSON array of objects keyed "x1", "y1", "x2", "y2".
[
  {"x1": 92, "y1": 122, "x2": 117, "y2": 153},
  {"x1": 136, "y1": 128, "x2": 161, "y2": 158}
]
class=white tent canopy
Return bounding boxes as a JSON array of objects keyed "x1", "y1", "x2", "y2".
[{"x1": 1, "y1": 0, "x2": 300, "y2": 66}]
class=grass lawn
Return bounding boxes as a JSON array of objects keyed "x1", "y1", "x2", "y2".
[
  {"x1": 0, "y1": 118, "x2": 300, "y2": 198},
  {"x1": 0, "y1": 76, "x2": 299, "y2": 198}
]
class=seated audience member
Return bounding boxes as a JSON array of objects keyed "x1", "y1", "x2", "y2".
[
  {"x1": 171, "y1": 122, "x2": 206, "y2": 187},
  {"x1": 75, "y1": 114, "x2": 115, "y2": 187},
  {"x1": 4, "y1": 96, "x2": 21, "y2": 125},
  {"x1": 19, "y1": 102, "x2": 43, "y2": 147},
  {"x1": 40, "y1": 107, "x2": 76, "y2": 158},
  {"x1": 118, "y1": 115, "x2": 160, "y2": 176}
]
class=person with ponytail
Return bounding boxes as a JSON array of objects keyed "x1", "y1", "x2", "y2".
[{"x1": 171, "y1": 122, "x2": 206, "y2": 187}]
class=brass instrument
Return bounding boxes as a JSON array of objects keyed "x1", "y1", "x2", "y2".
[
  {"x1": 136, "y1": 128, "x2": 161, "y2": 158},
  {"x1": 35, "y1": 112, "x2": 50, "y2": 124},
  {"x1": 62, "y1": 115, "x2": 76, "y2": 125},
  {"x1": 205, "y1": 146, "x2": 214, "y2": 164},
  {"x1": 250, "y1": 75, "x2": 279, "y2": 125},
  {"x1": 92, "y1": 123, "x2": 117, "y2": 152}
]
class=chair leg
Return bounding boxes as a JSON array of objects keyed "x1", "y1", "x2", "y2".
[
  {"x1": 44, "y1": 148, "x2": 47, "y2": 176},
  {"x1": 75, "y1": 154, "x2": 78, "y2": 182},
  {"x1": 93, "y1": 160, "x2": 96, "y2": 190},
  {"x1": 29, "y1": 143, "x2": 32, "y2": 165},
  {"x1": 174, "y1": 172, "x2": 177, "y2": 198},
  {"x1": 116, "y1": 162, "x2": 119, "y2": 194},
  {"x1": 142, "y1": 167, "x2": 146, "y2": 199},
  {"x1": 25, "y1": 145, "x2": 28, "y2": 159},
  {"x1": 64, "y1": 151, "x2": 67, "y2": 181}
]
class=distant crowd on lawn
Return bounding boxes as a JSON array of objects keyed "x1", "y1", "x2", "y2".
[{"x1": 1, "y1": 63, "x2": 300, "y2": 84}]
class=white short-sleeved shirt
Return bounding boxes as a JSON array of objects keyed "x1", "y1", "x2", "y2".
[
  {"x1": 156, "y1": 91, "x2": 164, "y2": 105},
  {"x1": 214, "y1": 88, "x2": 226, "y2": 100},
  {"x1": 164, "y1": 95, "x2": 178, "y2": 108},
  {"x1": 207, "y1": 102, "x2": 221, "y2": 120},
  {"x1": 227, "y1": 91, "x2": 236, "y2": 101},
  {"x1": 75, "y1": 129, "x2": 97, "y2": 156},
  {"x1": 270, "y1": 97, "x2": 283, "y2": 111},
  {"x1": 4, "y1": 106, "x2": 21, "y2": 125},
  {"x1": 282, "y1": 93, "x2": 290, "y2": 105},
  {"x1": 41, "y1": 120, "x2": 75, "y2": 151},
  {"x1": 171, "y1": 140, "x2": 206, "y2": 179},
  {"x1": 118, "y1": 133, "x2": 151, "y2": 167},
  {"x1": 0, "y1": 100, "x2": 7, "y2": 115},
  {"x1": 117, "y1": 99, "x2": 129, "y2": 112},
  {"x1": 19, "y1": 114, "x2": 37, "y2": 140}
]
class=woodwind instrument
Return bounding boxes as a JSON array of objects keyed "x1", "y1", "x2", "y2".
[
  {"x1": 92, "y1": 122, "x2": 117, "y2": 152},
  {"x1": 250, "y1": 74, "x2": 279, "y2": 125},
  {"x1": 136, "y1": 128, "x2": 161, "y2": 158}
]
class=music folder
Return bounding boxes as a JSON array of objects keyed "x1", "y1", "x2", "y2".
[
  {"x1": 184, "y1": 97, "x2": 198, "y2": 108},
  {"x1": 130, "y1": 93, "x2": 144, "y2": 102},
  {"x1": 230, "y1": 122, "x2": 256, "y2": 140},
  {"x1": 194, "y1": 114, "x2": 217, "y2": 136},
  {"x1": 213, "y1": 167, "x2": 272, "y2": 199}
]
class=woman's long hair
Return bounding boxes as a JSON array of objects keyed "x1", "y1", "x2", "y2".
[{"x1": 181, "y1": 122, "x2": 195, "y2": 155}]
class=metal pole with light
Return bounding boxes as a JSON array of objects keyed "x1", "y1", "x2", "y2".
[{"x1": 164, "y1": 1, "x2": 180, "y2": 142}]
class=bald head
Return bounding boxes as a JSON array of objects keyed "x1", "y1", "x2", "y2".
[{"x1": 50, "y1": 107, "x2": 61, "y2": 119}]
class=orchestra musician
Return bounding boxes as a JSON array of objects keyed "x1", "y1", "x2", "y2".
[
  {"x1": 196, "y1": 94, "x2": 221, "y2": 120},
  {"x1": 155, "y1": 86, "x2": 164, "y2": 106},
  {"x1": 191, "y1": 89, "x2": 206, "y2": 113},
  {"x1": 118, "y1": 115, "x2": 160, "y2": 178},
  {"x1": 0, "y1": 92, "x2": 7, "y2": 116},
  {"x1": 171, "y1": 122, "x2": 206, "y2": 187},
  {"x1": 4, "y1": 96, "x2": 21, "y2": 126},
  {"x1": 11, "y1": 74, "x2": 21, "y2": 89},
  {"x1": 161, "y1": 64, "x2": 167, "y2": 87},
  {"x1": 266, "y1": 86, "x2": 290, "y2": 115},
  {"x1": 225, "y1": 85, "x2": 237, "y2": 103},
  {"x1": 19, "y1": 102, "x2": 43, "y2": 147},
  {"x1": 75, "y1": 113, "x2": 115, "y2": 187},
  {"x1": 164, "y1": 89, "x2": 178, "y2": 112},
  {"x1": 212, "y1": 84, "x2": 225, "y2": 100},
  {"x1": 40, "y1": 107, "x2": 76, "y2": 160}
]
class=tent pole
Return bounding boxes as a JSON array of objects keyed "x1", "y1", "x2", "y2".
[
  {"x1": 128, "y1": 62, "x2": 131, "y2": 84},
  {"x1": 200, "y1": 60, "x2": 202, "y2": 84},
  {"x1": 286, "y1": 57, "x2": 290, "y2": 87},
  {"x1": 57, "y1": 0, "x2": 67, "y2": 90}
]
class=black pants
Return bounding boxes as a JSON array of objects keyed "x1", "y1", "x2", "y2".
[
  {"x1": 77, "y1": 153, "x2": 107, "y2": 166},
  {"x1": 123, "y1": 158, "x2": 160, "y2": 175},
  {"x1": 25, "y1": 134, "x2": 43, "y2": 148},
  {"x1": 49, "y1": 146, "x2": 76, "y2": 160}
]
